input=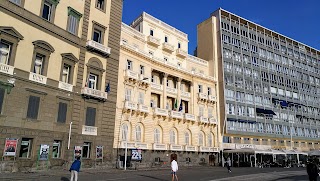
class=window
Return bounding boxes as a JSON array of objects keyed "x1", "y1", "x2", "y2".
[
  {"x1": 164, "y1": 57, "x2": 168, "y2": 62},
  {"x1": 0, "y1": 88, "x2": 5, "y2": 114},
  {"x1": 138, "y1": 92, "x2": 144, "y2": 104},
  {"x1": 95, "y1": 0, "x2": 105, "y2": 11},
  {"x1": 88, "y1": 73, "x2": 98, "y2": 89},
  {"x1": 198, "y1": 133, "x2": 204, "y2": 146},
  {"x1": 178, "y1": 42, "x2": 181, "y2": 48},
  {"x1": 140, "y1": 65, "x2": 144, "y2": 75},
  {"x1": 92, "y1": 23, "x2": 105, "y2": 44},
  {"x1": 19, "y1": 138, "x2": 32, "y2": 158},
  {"x1": 150, "y1": 100, "x2": 154, "y2": 108},
  {"x1": 150, "y1": 29, "x2": 154, "y2": 36},
  {"x1": 67, "y1": 7, "x2": 82, "y2": 35},
  {"x1": 31, "y1": 40, "x2": 54, "y2": 76},
  {"x1": 164, "y1": 36, "x2": 168, "y2": 43},
  {"x1": 27, "y1": 96, "x2": 40, "y2": 119},
  {"x1": 199, "y1": 106, "x2": 204, "y2": 117},
  {"x1": 33, "y1": 54, "x2": 44, "y2": 75},
  {"x1": 61, "y1": 64, "x2": 71, "y2": 83},
  {"x1": 154, "y1": 128, "x2": 160, "y2": 143},
  {"x1": 57, "y1": 102, "x2": 67, "y2": 123},
  {"x1": 207, "y1": 87, "x2": 211, "y2": 95},
  {"x1": 41, "y1": 1, "x2": 53, "y2": 21},
  {"x1": 169, "y1": 130, "x2": 176, "y2": 144},
  {"x1": 185, "y1": 132, "x2": 190, "y2": 145},
  {"x1": 198, "y1": 85, "x2": 203, "y2": 93},
  {"x1": 127, "y1": 60, "x2": 132, "y2": 70},
  {"x1": 9, "y1": 0, "x2": 22, "y2": 6},
  {"x1": 0, "y1": 41, "x2": 11, "y2": 64},
  {"x1": 125, "y1": 89, "x2": 132, "y2": 101},
  {"x1": 208, "y1": 108, "x2": 213, "y2": 118},
  {"x1": 85, "y1": 107, "x2": 96, "y2": 126},
  {"x1": 135, "y1": 125, "x2": 141, "y2": 142},
  {"x1": 52, "y1": 140, "x2": 61, "y2": 158},
  {"x1": 93, "y1": 29, "x2": 102, "y2": 43},
  {"x1": 82, "y1": 142, "x2": 91, "y2": 158},
  {"x1": 208, "y1": 134, "x2": 213, "y2": 147},
  {"x1": 121, "y1": 124, "x2": 128, "y2": 141}
]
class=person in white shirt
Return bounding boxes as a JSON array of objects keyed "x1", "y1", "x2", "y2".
[{"x1": 171, "y1": 158, "x2": 179, "y2": 181}]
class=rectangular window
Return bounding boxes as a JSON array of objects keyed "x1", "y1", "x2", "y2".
[
  {"x1": 34, "y1": 54, "x2": 44, "y2": 75},
  {"x1": 164, "y1": 36, "x2": 168, "y2": 43},
  {"x1": 85, "y1": 107, "x2": 96, "y2": 126},
  {"x1": 138, "y1": 92, "x2": 144, "y2": 104},
  {"x1": 207, "y1": 87, "x2": 211, "y2": 95},
  {"x1": 127, "y1": 60, "x2": 132, "y2": 70},
  {"x1": 0, "y1": 88, "x2": 5, "y2": 114},
  {"x1": 140, "y1": 65, "x2": 144, "y2": 75},
  {"x1": 42, "y1": 1, "x2": 52, "y2": 21},
  {"x1": 208, "y1": 108, "x2": 213, "y2": 118},
  {"x1": 88, "y1": 73, "x2": 98, "y2": 89},
  {"x1": 0, "y1": 41, "x2": 11, "y2": 64},
  {"x1": 62, "y1": 64, "x2": 71, "y2": 83},
  {"x1": 199, "y1": 106, "x2": 204, "y2": 117},
  {"x1": 93, "y1": 29, "x2": 102, "y2": 43},
  {"x1": 27, "y1": 96, "x2": 40, "y2": 119},
  {"x1": 67, "y1": 10, "x2": 80, "y2": 35},
  {"x1": 150, "y1": 29, "x2": 153, "y2": 36},
  {"x1": 9, "y1": 0, "x2": 21, "y2": 5},
  {"x1": 198, "y1": 85, "x2": 203, "y2": 93},
  {"x1": 95, "y1": 0, "x2": 104, "y2": 10},
  {"x1": 125, "y1": 89, "x2": 132, "y2": 101},
  {"x1": 57, "y1": 102, "x2": 67, "y2": 123},
  {"x1": 151, "y1": 75, "x2": 155, "y2": 83},
  {"x1": 82, "y1": 142, "x2": 91, "y2": 158},
  {"x1": 52, "y1": 140, "x2": 61, "y2": 158},
  {"x1": 19, "y1": 138, "x2": 32, "y2": 158},
  {"x1": 178, "y1": 42, "x2": 181, "y2": 48}
]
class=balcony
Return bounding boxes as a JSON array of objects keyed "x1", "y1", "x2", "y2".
[
  {"x1": 199, "y1": 146, "x2": 211, "y2": 152},
  {"x1": 176, "y1": 48, "x2": 188, "y2": 58},
  {"x1": 185, "y1": 145, "x2": 197, "y2": 152},
  {"x1": 58, "y1": 81, "x2": 73, "y2": 92},
  {"x1": 181, "y1": 91, "x2": 191, "y2": 98},
  {"x1": 125, "y1": 69, "x2": 139, "y2": 82},
  {"x1": 120, "y1": 141, "x2": 136, "y2": 149},
  {"x1": 82, "y1": 125, "x2": 97, "y2": 136},
  {"x1": 184, "y1": 113, "x2": 196, "y2": 122},
  {"x1": 170, "y1": 110, "x2": 183, "y2": 119},
  {"x1": 0, "y1": 63, "x2": 14, "y2": 75},
  {"x1": 138, "y1": 104, "x2": 149, "y2": 114},
  {"x1": 29, "y1": 72, "x2": 47, "y2": 84},
  {"x1": 151, "y1": 83, "x2": 163, "y2": 91},
  {"x1": 135, "y1": 142, "x2": 148, "y2": 149},
  {"x1": 198, "y1": 93, "x2": 208, "y2": 101},
  {"x1": 170, "y1": 144, "x2": 183, "y2": 151},
  {"x1": 162, "y1": 42, "x2": 174, "y2": 52},
  {"x1": 147, "y1": 35, "x2": 161, "y2": 47},
  {"x1": 210, "y1": 147, "x2": 219, "y2": 152},
  {"x1": 166, "y1": 87, "x2": 177, "y2": 95},
  {"x1": 209, "y1": 117, "x2": 218, "y2": 125},
  {"x1": 154, "y1": 108, "x2": 168, "y2": 117},
  {"x1": 199, "y1": 116, "x2": 209, "y2": 124},
  {"x1": 208, "y1": 95, "x2": 216, "y2": 102},
  {"x1": 81, "y1": 87, "x2": 108, "y2": 101},
  {"x1": 86, "y1": 40, "x2": 111, "y2": 56},
  {"x1": 124, "y1": 101, "x2": 137, "y2": 111},
  {"x1": 153, "y1": 143, "x2": 167, "y2": 150},
  {"x1": 139, "y1": 74, "x2": 150, "y2": 86}
]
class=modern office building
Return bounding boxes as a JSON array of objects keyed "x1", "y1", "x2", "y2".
[
  {"x1": 0, "y1": 0, "x2": 122, "y2": 172},
  {"x1": 198, "y1": 8, "x2": 320, "y2": 154},
  {"x1": 114, "y1": 12, "x2": 219, "y2": 168}
]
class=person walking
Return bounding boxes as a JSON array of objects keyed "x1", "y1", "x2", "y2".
[
  {"x1": 70, "y1": 156, "x2": 81, "y2": 181},
  {"x1": 171, "y1": 158, "x2": 179, "y2": 181},
  {"x1": 225, "y1": 157, "x2": 231, "y2": 173},
  {"x1": 306, "y1": 158, "x2": 319, "y2": 181}
]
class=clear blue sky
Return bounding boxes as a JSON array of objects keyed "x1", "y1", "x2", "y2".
[{"x1": 122, "y1": 0, "x2": 319, "y2": 55}]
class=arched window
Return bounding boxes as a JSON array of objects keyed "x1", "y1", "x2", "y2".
[
  {"x1": 208, "y1": 133, "x2": 213, "y2": 147},
  {"x1": 135, "y1": 125, "x2": 141, "y2": 142},
  {"x1": 121, "y1": 124, "x2": 128, "y2": 141},
  {"x1": 198, "y1": 132, "x2": 204, "y2": 146},
  {"x1": 169, "y1": 130, "x2": 176, "y2": 144},
  {"x1": 185, "y1": 132, "x2": 190, "y2": 145},
  {"x1": 154, "y1": 128, "x2": 160, "y2": 143}
]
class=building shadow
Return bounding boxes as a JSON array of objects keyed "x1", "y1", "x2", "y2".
[{"x1": 60, "y1": 177, "x2": 70, "y2": 181}]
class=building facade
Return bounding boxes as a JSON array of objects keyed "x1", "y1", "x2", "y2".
[
  {"x1": 198, "y1": 8, "x2": 320, "y2": 153},
  {"x1": 114, "y1": 12, "x2": 219, "y2": 168},
  {"x1": 0, "y1": 0, "x2": 122, "y2": 172}
]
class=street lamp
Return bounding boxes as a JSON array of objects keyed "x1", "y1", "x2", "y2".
[{"x1": 124, "y1": 77, "x2": 148, "y2": 170}]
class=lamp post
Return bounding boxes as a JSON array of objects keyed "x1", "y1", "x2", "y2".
[
  {"x1": 67, "y1": 122, "x2": 73, "y2": 150},
  {"x1": 124, "y1": 77, "x2": 148, "y2": 170}
]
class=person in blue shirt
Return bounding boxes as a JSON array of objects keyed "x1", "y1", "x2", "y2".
[{"x1": 70, "y1": 156, "x2": 81, "y2": 181}]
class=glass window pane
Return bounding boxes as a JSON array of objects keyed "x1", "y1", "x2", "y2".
[{"x1": 42, "y1": 2, "x2": 51, "y2": 21}]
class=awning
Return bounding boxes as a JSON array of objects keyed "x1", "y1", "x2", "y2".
[
  {"x1": 256, "y1": 108, "x2": 276, "y2": 115},
  {"x1": 271, "y1": 149, "x2": 286, "y2": 155},
  {"x1": 282, "y1": 150, "x2": 296, "y2": 155},
  {"x1": 293, "y1": 150, "x2": 308, "y2": 155},
  {"x1": 224, "y1": 148, "x2": 272, "y2": 154},
  {"x1": 280, "y1": 100, "x2": 288, "y2": 107}
]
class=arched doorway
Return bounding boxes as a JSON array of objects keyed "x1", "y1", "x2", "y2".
[{"x1": 170, "y1": 153, "x2": 177, "y2": 162}]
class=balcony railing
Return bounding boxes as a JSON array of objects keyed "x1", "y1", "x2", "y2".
[
  {"x1": 0, "y1": 63, "x2": 14, "y2": 75},
  {"x1": 210, "y1": 147, "x2": 219, "y2": 152},
  {"x1": 185, "y1": 145, "x2": 197, "y2": 152},
  {"x1": 170, "y1": 111, "x2": 183, "y2": 119},
  {"x1": 139, "y1": 74, "x2": 150, "y2": 85},
  {"x1": 166, "y1": 87, "x2": 177, "y2": 95},
  {"x1": 153, "y1": 143, "x2": 167, "y2": 150},
  {"x1": 125, "y1": 69, "x2": 139, "y2": 81},
  {"x1": 120, "y1": 141, "x2": 136, "y2": 149},
  {"x1": 209, "y1": 117, "x2": 218, "y2": 125},
  {"x1": 198, "y1": 93, "x2": 208, "y2": 100},
  {"x1": 181, "y1": 91, "x2": 191, "y2": 98},
  {"x1": 170, "y1": 144, "x2": 183, "y2": 151},
  {"x1": 138, "y1": 104, "x2": 149, "y2": 113},
  {"x1": 162, "y1": 42, "x2": 174, "y2": 52},
  {"x1": 154, "y1": 108, "x2": 168, "y2": 117},
  {"x1": 135, "y1": 142, "x2": 148, "y2": 149},
  {"x1": 82, "y1": 125, "x2": 97, "y2": 136},
  {"x1": 176, "y1": 48, "x2": 188, "y2": 58},
  {"x1": 199, "y1": 116, "x2": 209, "y2": 124},
  {"x1": 184, "y1": 113, "x2": 196, "y2": 122},
  {"x1": 147, "y1": 35, "x2": 161, "y2": 46},
  {"x1": 208, "y1": 95, "x2": 216, "y2": 102},
  {"x1": 199, "y1": 146, "x2": 210, "y2": 152},
  {"x1": 151, "y1": 83, "x2": 163, "y2": 91},
  {"x1": 29, "y1": 72, "x2": 47, "y2": 84},
  {"x1": 124, "y1": 101, "x2": 137, "y2": 111},
  {"x1": 81, "y1": 87, "x2": 108, "y2": 100},
  {"x1": 58, "y1": 81, "x2": 73, "y2": 92},
  {"x1": 86, "y1": 40, "x2": 111, "y2": 56}
]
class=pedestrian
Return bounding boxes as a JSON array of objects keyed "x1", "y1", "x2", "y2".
[
  {"x1": 171, "y1": 158, "x2": 179, "y2": 181},
  {"x1": 225, "y1": 157, "x2": 231, "y2": 173},
  {"x1": 306, "y1": 158, "x2": 319, "y2": 181},
  {"x1": 70, "y1": 156, "x2": 81, "y2": 181}
]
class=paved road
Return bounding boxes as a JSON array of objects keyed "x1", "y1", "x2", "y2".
[{"x1": 0, "y1": 167, "x2": 312, "y2": 181}]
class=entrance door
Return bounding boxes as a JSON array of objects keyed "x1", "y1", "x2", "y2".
[
  {"x1": 170, "y1": 153, "x2": 177, "y2": 162},
  {"x1": 209, "y1": 155, "x2": 215, "y2": 166}
]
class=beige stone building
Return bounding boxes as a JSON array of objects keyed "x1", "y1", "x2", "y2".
[
  {"x1": 114, "y1": 12, "x2": 219, "y2": 168},
  {"x1": 0, "y1": 0, "x2": 122, "y2": 172}
]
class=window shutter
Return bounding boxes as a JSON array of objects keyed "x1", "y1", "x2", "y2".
[
  {"x1": 27, "y1": 96, "x2": 40, "y2": 119},
  {"x1": 0, "y1": 88, "x2": 5, "y2": 113},
  {"x1": 57, "y1": 102, "x2": 67, "y2": 123},
  {"x1": 85, "y1": 107, "x2": 96, "y2": 126}
]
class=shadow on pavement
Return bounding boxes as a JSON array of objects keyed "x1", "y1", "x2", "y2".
[
  {"x1": 272, "y1": 175, "x2": 308, "y2": 181},
  {"x1": 60, "y1": 177, "x2": 70, "y2": 181},
  {"x1": 137, "y1": 174, "x2": 167, "y2": 181}
]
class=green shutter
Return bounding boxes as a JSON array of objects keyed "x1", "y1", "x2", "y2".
[{"x1": 68, "y1": 7, "x2": 82, "y2": 20}]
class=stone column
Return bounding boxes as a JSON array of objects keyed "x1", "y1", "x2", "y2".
[
  {"x1": 190, "y1": 82, "x2": 194, "y2": 114},
  {"x1": 177, "y1": 78, "x2": 182, "y2": 109},
  {"x1": 162, "y1": 73, "x2": 168, "y2": 109}
]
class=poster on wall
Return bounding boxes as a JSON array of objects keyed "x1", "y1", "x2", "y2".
[
  {"x1": 96, "y1": 146, "x2": 103, "y2": 159},
  {"x1": 3, "y1": 138, "x2": 18, "y2": 156},
  {"x1": 131, "y1": 149, "x2": 142, "y2": 161},
  {"x1": 39, "y1": 144, "x2": 50, "y2": 160},
  {"x1": 74, "y1": 146, "x2": 82, "y2": 159}
]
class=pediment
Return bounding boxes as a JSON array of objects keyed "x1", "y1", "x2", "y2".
[
  {"x1": 0, "y1": 26, "x2": 24, "y2": 40},
  {"x1": 61, "y1": 53, "x2": 79, "y2": 63}
]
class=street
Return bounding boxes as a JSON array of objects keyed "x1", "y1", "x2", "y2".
[{"x1": 0, "y1": 167, "x2": 311, "y2": 181}]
